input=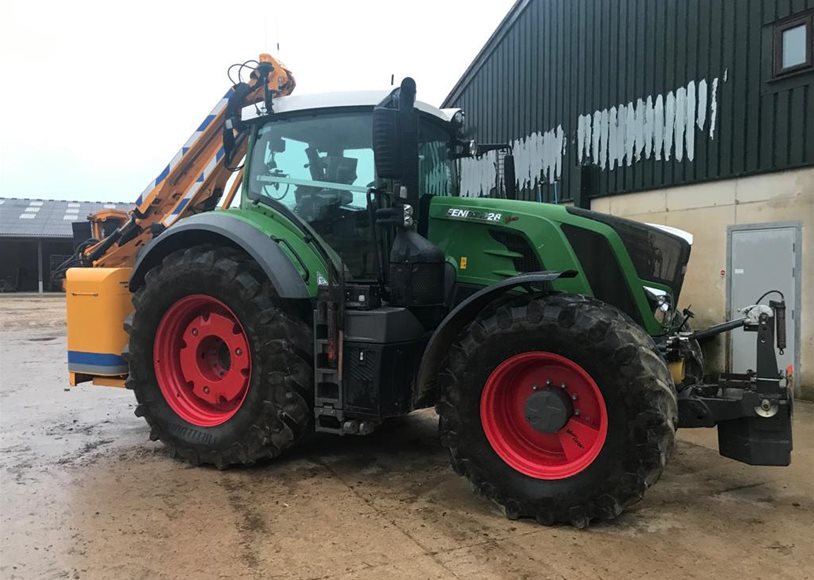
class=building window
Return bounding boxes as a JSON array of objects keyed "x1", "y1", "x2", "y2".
[{"x1": 773, "y1": 12, "x2": 813, "y2": 78}]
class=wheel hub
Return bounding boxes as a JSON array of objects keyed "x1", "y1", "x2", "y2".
[
  {"x1": 178, "y1": 311, "x2": 249, "y2": 406},
  {"x1": 153, "y1": 295, "x2": 252, "y2": 427},
  {"x1": 480, "y1": 351, "x2": 608, "y2": 480},
  {"x1": 524, "y1": 388, "x2": 574, "y2": 433}
]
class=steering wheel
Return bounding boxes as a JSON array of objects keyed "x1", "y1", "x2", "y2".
[{"x1": 262, "y1": 170, "x2": 291, "y2": 201}]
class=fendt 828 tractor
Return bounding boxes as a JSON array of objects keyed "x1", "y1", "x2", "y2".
[{"x1": 62, "y1": 55, "x2": 793, "y2": 527}]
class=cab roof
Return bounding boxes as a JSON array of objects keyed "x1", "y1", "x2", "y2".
[{"x1": 241, "y1": 90, "x2": 454, "y2": 123}]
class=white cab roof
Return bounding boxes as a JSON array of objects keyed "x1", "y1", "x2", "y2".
[{"x1": 241, "y1": 90, "x2": 451, "y2": 123}]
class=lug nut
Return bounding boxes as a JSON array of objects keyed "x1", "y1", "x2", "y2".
[
  {"x1": 192, "y1": 328, "x2": 198, "y2": 337},
  {"x1": 545, "y1": 379, "x2": 552, "y2": 386},
  {"x1": 203, "y1": 386, "x2": 210, "y2": 394},
  {"x1": 574, "y1": 409, "x2": 581, "y2": 416},
  {"x1": 532, "y1": 384, "x2": 539, "y2": 391},
  {"x1": 560, "y1": 383, "x2": 566, "y2": 389},
  {"x1": 571, "y1": 394, "x2": 578, "y2": 401},
  {"x1": 235, "y1": 348, "x2": 242, "y2": 356}
]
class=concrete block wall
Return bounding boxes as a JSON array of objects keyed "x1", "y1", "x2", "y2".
[{"x1": 591, "y1": 167, "x2": 813, "y2": 399}]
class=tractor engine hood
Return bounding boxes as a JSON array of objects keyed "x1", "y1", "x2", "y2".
[
  {"x1": 428, "y1": 196, "x2": 693, "y2": 334},
  {"x1": 564, "y1": 207, "x2": 693, "y2": 301}
]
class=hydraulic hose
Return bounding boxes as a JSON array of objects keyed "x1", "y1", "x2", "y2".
[{"x1": 689, "y1": 317, "x2": 747, "y2": 341}]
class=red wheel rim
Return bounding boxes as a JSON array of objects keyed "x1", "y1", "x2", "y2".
[
  {"x1": 153, "y1": 295, "x2": 251, "y2": 427},
  {"x1": 480, "y1": 352, "x2": 608, "y2": 479}
]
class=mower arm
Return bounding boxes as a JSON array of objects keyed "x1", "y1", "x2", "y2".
[{"x1": 72, "y1": 54, "x2": 296, "y2": 272}]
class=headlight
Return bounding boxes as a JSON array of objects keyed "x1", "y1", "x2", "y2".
[
  {"x1": 654, "y1": 298, "x2": 671, "y2": 324},
  {"x1": 644, "y1": 286, "x2": 672, "y2": 324},
  {"x1": 402, "y1": 204, "x2": 414, "y2": 227}
]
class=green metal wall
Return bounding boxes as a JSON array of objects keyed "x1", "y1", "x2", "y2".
[{"x1": 444, "y1": 0, "x2": 814, "y2": 204}]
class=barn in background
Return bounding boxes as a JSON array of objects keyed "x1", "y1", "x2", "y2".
[
  {"x1": 444, "y1": 0, "x2": 813, "y2": 395},
  {"x1": 0, "y1": 198, "x2": 131, "y2": 293}
]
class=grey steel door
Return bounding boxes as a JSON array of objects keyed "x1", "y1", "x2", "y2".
[{"x1": 728, "y1": 223, "x2": 799, "y2": 376}]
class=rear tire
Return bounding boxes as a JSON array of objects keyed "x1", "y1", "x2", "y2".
[
  {"x1": 125, "y1": 246, "x2": 313, "y2": 468},
  {"x1": 437, "y1": 293, "x2": 677, "y2": 527}
]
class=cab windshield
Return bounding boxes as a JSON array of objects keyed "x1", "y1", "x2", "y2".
[
  {"x1": 249, "y1": 112, "x2": 374, "y2": 219},
  {"x1": 248, "y1": 110, "x2": 457, "y2": 277}
]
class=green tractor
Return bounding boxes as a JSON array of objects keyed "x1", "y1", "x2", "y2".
[{"x1": 124, "y1": 77, "x2": 792, "y2": 527}]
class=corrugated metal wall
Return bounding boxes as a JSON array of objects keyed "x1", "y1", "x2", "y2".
[{"x1": 444, "y1": 0, "x2": 814, "y2": 203}]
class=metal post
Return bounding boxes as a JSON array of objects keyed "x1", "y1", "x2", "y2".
[
  {"x1": 577, "y1": 165, "x2": 599, "y2": 209},
  {"x1": 37, "y1": 239, "x2": 43, "y2": 293}
]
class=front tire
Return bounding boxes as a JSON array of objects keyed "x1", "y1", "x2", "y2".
[
  {"x1": 125, "y1": 246, "x2": 313, "y2": 468},
  {"x1": 437, "y1": 293, "x2": 677, "y2": 527}
]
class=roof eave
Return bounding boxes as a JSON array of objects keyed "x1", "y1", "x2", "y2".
[{"x1": 441, "y1": 0, "x2": 531, "y2": 108}]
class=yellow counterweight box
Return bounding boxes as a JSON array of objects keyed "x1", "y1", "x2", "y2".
[{"x1": 66, "y1": 267, "x2": 133, "y2": 385}]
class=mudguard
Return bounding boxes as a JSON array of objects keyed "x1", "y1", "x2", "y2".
[
  {"x1": 414, "y1": 270, "x2": 577, "y2": 406},
  {"x1": 129, "y1": 212, "x2": 309, "y2": 299}
]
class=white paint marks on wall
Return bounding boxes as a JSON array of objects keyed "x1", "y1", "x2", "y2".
[
  {"x1": 576, "y1": 76, "x2": 721, "y2": 171},
  {"x1": 512, "y1": 125, "x2": 565, "y2": 189},
  {"x1": 686, "y1": 81, "x2": 696, "y2": 161},
  {"x1": 460, "y1": 126, "x2": 565, "y2": 197},
  {"x1": 664, "y1": 91, "x2": 676, "y2": 161},
  {"x1": 674, "y1": 86, "x2": 686, "y2": 162},
  {"x1": 577, "y1": 115, "x2": 591, "y2": 164},
  {"x1": 459, "y1": 151, "x2": 498, "y2": 198},
  {"x1": 587, "y1": 111, "x2": 602, "y2": 164},
  {"x1": 697, "y1": 79, "x2": 707, "y2": 131},
  {"x1": 459, "y1": 73, "x2": 726, "y2": 197},
  {"x1": 654, "y1": 95, "x2": 664, "y2": 161},
  {"x1": 710, "y1": 77, "x2": 719, "y2": 139},
  {"x1": 607, "y1": 106, "x2": 619, "y2": 169}
]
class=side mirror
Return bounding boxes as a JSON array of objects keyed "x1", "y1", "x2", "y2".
[
  {"x1": 269, "y1": 136, "x2": 286, "y2": 153},
  {"x1": 503, "y1": 153, "x2": 517, "y2": 200},
  {"x1": 372, "y1": 107, "x2": 400, "y2": 179},
  {"x1": 372, "y1": 78, "x2": 419, "y2": 205}
]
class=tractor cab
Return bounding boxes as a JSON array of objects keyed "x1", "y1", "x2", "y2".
[{"x1": 241, "y1": 89, "x2": 460, "y2": 281}]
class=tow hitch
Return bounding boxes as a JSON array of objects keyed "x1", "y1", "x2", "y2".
[{"x1": 673, "y1": 296, "x2": 793, "y2": 466}]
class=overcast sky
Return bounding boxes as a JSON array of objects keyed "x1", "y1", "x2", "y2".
[{"x1": 0, "y1": 0, "x2": 514, "y2": 203}]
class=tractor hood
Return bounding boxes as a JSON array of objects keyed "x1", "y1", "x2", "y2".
[
  {"x1": 427, "y1": 196, "x2": 692, "y2": 334},
  {"x1": 563, "y1": 206, "x2": 692, "y2": 300}
]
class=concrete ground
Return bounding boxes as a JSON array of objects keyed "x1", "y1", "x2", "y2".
[{"x1": 1, "y1": 295, "x2": 812, "y2": 580}]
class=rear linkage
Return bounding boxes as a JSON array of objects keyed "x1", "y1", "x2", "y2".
[{"x1": 663, "y1": 293, "x2": 793, "y2": 466}]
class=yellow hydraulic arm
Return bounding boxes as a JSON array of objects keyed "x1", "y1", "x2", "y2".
[
  {"x1": 63, "y1": 54, "x2": 294, "y2": 387},
  {"x1": 83, "y1": 54, "x2": 295, "y2": 269}
]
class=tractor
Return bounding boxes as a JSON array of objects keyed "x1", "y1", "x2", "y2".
[{"x1": 63, "y1": 57, "x2": 793, "y2": 527}]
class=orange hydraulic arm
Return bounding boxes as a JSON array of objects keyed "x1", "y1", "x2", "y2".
[{"x1": 83, "y1": 54, "x2": 295, "y2": 269}]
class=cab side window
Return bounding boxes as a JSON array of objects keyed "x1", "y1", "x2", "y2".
[{"x1": 249, "y1": 113, "x2": 378, "y2": 279}]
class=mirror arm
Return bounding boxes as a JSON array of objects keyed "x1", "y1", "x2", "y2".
[{"x1": 474, "y1": 143, "x2": 513, "y2": 156}]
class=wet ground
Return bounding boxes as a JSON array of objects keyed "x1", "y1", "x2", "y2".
[{"x1": 1, "y1": 295, "x2": 812, "y2": 579}]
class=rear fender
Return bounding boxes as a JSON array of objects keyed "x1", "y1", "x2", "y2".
[
  {"x1": 129, "y1": 212, "x2": 310, "y2": 299},
  {"x1": 415, "y1": 270, "x2": 577, "y2": 406}
]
